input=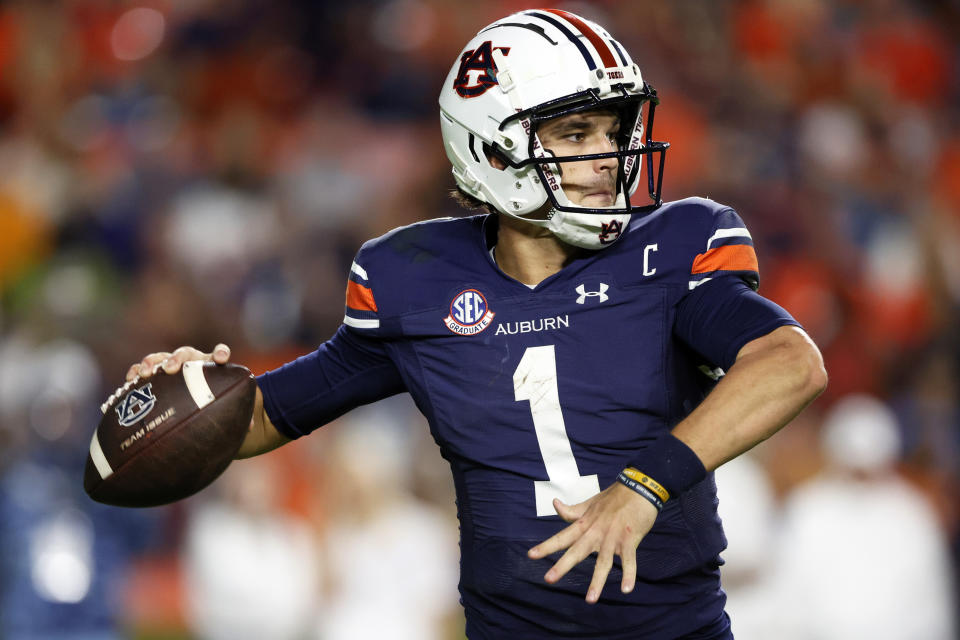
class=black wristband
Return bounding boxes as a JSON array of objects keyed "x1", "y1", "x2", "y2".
[{"x1": 626, "y1": 434, "x2": 707, "y2": 497}]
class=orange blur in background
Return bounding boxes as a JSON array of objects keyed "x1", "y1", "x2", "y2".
[{"x1": 0, "y1": 2, "x2": 956, "y2": 639}]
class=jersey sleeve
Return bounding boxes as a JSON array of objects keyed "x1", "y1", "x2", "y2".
[
  {"x1": 674, "y1": 276, "x2": 801, "y2": 371},
  {"x1": 341, "y1": 235, "x2": 408, "y2": 338},
  {"x1": 687, "y1": 207, "x2": 759, "y2": 291},
  {"x1": 672, "y1": 202, "x2": 801, "y2": 370},
  {"x1": 256, "y1": 244, "x2": 406, "y2": 439},
  {"x1": 256, "y1": 324, "x2": 406, "y2": 439}
]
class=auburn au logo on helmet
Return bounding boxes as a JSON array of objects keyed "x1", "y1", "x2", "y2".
[{"x1": 453, "y1": 41, "x2": 511, "y2": 98}]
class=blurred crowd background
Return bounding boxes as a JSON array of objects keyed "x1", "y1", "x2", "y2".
[{"x1": 0, "y1": 0, "x2": 958, "y2": 638}]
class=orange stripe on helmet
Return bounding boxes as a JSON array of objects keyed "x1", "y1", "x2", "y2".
[
  {"x1": 691, "y1": 244, "x2": 759, "y2": 275},
  {"x1": 346, "y1": 280, "x2": 378, "y2": 312},
  {"x1": 544, "y1": 9, "x2": 618, "y2": 69}
]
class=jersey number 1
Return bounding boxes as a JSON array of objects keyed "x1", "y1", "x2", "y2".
[{"x1": 514, "y1": 345, "x2": 601, "y2": 516}]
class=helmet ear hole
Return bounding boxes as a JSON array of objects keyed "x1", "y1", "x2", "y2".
[{"x1": 482, "y1": 142, "x2": 509, "y2": 170}]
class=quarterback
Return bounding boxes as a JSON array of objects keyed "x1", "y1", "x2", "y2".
[{"x1": 130, "y1": 10, "x2": 826, "y2": 640}]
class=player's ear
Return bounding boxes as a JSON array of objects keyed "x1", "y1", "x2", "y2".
[{"x1": 482, "y1": 142, "x2": 507, "y2": 171}]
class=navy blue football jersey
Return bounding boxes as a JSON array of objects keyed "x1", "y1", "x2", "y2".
[{"x1": 258, "y1": 197, "x2": 799, "y2": 639}]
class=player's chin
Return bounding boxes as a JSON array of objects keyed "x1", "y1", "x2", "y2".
[{"x1": 578, "y1": 192, "x2": 616, "y2": 207}]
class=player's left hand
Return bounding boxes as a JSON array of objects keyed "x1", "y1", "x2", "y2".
[{"x1": 527, "y1": 483, "x2": 659, "y2": 604}]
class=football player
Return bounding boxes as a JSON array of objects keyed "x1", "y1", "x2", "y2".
[{"x1": 130, "y1": 10, "x2": 826, "y2": 639}]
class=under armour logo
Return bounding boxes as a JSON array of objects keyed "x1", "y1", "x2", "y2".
[{"x1": 575, "y1": 283, "x2": 609, "y2": 304}]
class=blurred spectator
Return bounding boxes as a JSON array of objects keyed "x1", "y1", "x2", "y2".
[
  {"x1": 768, "y1": 395, "x2": 957, "y2": 640},
  {"x1": 183, "y1": 455, "x2": 320, "y2": 640},
  {"x1": 0, "y1": 334, "x2": 160, "y2": 639},
  {"x1": 313, "y1": 402, "x2": 462, "y2": 640},
  {"x1": 715, "y1": 454, "x2": 778, "y2": 640}
]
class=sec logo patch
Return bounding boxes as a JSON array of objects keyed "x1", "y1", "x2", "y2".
[{"x1": 443, "y1": 289, "x2": 495, "y2": 335}]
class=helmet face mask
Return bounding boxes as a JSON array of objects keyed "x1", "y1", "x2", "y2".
[
  {"x1": 499, "y1": 84, "x2": 667, "y2": 217},
  {"x1": 439, "y1": 9, "x2": 670, "y2": 249}
]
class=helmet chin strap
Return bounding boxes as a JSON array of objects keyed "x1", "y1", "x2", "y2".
[{"x1": 510, "y1": 192, "x2": 631, "y2": 250}]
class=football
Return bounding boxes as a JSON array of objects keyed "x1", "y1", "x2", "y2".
[{"x1": 84, "y1": 361, "x2": 257, "y2": 507}]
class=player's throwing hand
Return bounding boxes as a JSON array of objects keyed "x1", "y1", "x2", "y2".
[
  {"x1": 527, "y1": 483, "x2": 659, "y2": 604},
  {"x1": 126, "y1": 343, "x2": 232, "y2": 381}
]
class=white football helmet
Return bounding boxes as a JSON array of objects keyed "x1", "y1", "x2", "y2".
[{"x1": 439, "y1": 9, "x2": 669, "y2": 249}]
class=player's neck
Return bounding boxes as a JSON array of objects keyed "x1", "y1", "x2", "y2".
[{"x1": 494, "y1": 214, "x2": 585, "y2": 286}]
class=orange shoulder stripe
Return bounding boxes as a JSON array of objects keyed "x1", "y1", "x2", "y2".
[
  {"x1": 691, "y1": 244, "x2": 758, "y2": 275},
  {"x1": 346, "y1": 280, "x2": 377, "y2": 312}
]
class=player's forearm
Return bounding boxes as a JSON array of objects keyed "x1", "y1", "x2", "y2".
[
  {"x1": 671, "y1": 325, "x2": 826, "y2": 472},
  {"x1": 235, "y1": 387, "x2": 290, "y2": 458}
]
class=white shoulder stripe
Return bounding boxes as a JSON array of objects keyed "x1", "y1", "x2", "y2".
[
  {"x1": 343, "y1": 316, "x2": 380, "y2": 329},
  {"x1": 89, "y1": 430, "x2": 113, "y2": 479},
  {"x1": 706, "y1": 227, "x2": 752, "y2": 250},
  {"x1": 350, "y1": 262, "x2": 369, "y2": 281},
  {"x1": 689, "y1": 277, "x2": 713, "y2": 290}
]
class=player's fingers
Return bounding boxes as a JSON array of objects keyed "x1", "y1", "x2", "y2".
[
  {"x1": 544, "y1": 537, "x2": 596, "y2": 584},
  {"x1": 554, "y1": 497, "x2": 590, "y2": 523},
  {"x1": 586, "y1": 542, "x2": 615, "y2": 603},
  {"x1": 162, "y1": 346, "x2": 207, "y2": 374},
  {"x1": 528, "y1": 517, "x2": 588, "y2": 559},
  {"x1": 135, "y1": 352, "x2": 172, "y2": 379},
  {"x1": 620, "y1": 543, "x2": 637, "y2": 594},
  {"x1": 211, "y1": 343, "x2": 231, "y2": 364},
  {"x1": 125, "y1": 363, "x2": 140, "y2": 382}
]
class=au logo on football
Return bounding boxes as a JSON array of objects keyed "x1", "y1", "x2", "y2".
[
  {"x1": 444, "y1": 289, "x2": 495, "y2": 335},
  {"x1": 116, "y1": 383, "x2": 157, "y2": 427}
]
